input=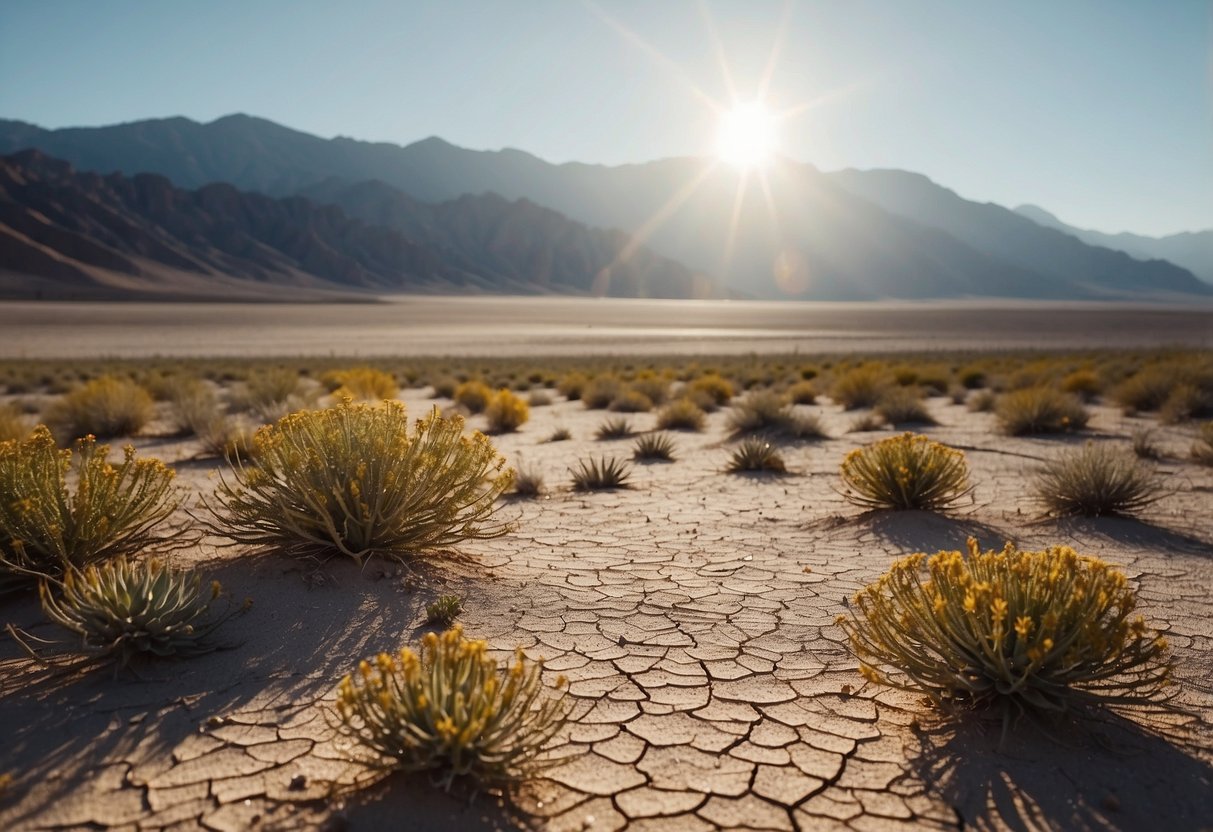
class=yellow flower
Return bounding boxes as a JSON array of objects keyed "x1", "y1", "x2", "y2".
[{"x1": 1014, "y1": 616, "x2": 1033, "y2": 638}]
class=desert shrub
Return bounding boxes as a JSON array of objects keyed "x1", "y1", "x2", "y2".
[
  {"x1": 0, "y1": 427, "x2": 180, "y2": 583},
  {"x1": 38, "y1": 556, "x2": 241, "y2": 668},
  {"x1": 609, "y1": 390, "x2": 654, "y2": 413},
  {"x1": 1061, "y1": 369, "x2": 1102, "y2": 400},
  {"x1": 1033, "y1": 442, "x2": 1163, "y2": 517},
  {"x1": 996, "y1": 387, "x2": 1089, "y2": 435},
  {"x1": 207, "y1": 401, "x2": 512, "y2": 561},
  {"x1": 570, "y1": 456, "x2": 631, "y2": 491},
  {"x1": 849, "y1": 413, "x2": 885, "y2": 433},
  {"x1": 324, "y1": 367, "x2": 398, "y2": 401},
  {"x1": 967, "y1": 390, "x2": 998, "y2": 413},
  {"x1": 728, "y1": 391, "x2": 826, "y2": 439},
  {"x1": 196, "y1": 416, "x2": 258, "y2": 462},
  {"x1": 335, "y1": 626, "x2": 569, "y2": 788},
  {"x1": 726, "y1": 438, "x2": 786, "y2": 473},
  {"x1": 688, "y1": 374, "x2": 734, "y2": 406},
  {"x1": 838, "y1": 540, "x2": 1175, "y2": 718},
  {"x1": 655, "y1": 398, "x2": 706, "y2": 432},
  {"x1": 557, "y1": 372, "x2": 588, "y2": 401},
  {"x1": 959, "y1": 368, "x2": 987, "y2": 389},
  {"x1": 425, "y1": 595, "x2": 463, "y2": 627},
  {"x1": 630, "y1": 375, "x2": 670, "y2": 406},
  {"x1": 243, "y1": 368, "x2": 307, "y2": 421},
  {"x1": 633, "y1": 433, "x2": 676, "y2": 462},
  {"x1": 527, "y1": 390, "x2": 552, "y2": 407},
  {"x1": 45, "y1": 376, "x2": 153, "y2": 442},
  {"x1": 831, "y1": 366, "x2": 891, "y2": 410},
  {"x1": 595, "y1": 416, "x2": 635, "y2": 440},
  {"x1": 787, "y1": 381, "x2": 817, "y2": 405},
  {"x1": 582, "y1": 376, "x2": 624, "y2": 410},
  {"x1": 875, "y1": 387, "x2": 936, "y2": 426},
  {"x1": 1113, "y1": 358, "x2": 1213, "y2": 414},
  {"x1": 1191, "y1": 422, "x2": 1213, "y2": 465},
  {"x1": 1131, "y1": 428, "x2": 1162, "y2": 461},
  {"x1": 547, "y1": 426, "x2": 572, "y2": 443},
  {"x1": 1159, "y1": 383, "x2": 1212, "y2": 424},
  {"x1": 840, "y1": 433, "x2": 971, "y2": 511},
  {"x1": 165, "y1": 377, "x2": 220, "y2": 436},
  {"x1": 431, "y1": 376, "x2": 458, "y2": 399},
  {"x1": 510, "y1": 463, "x2": 545, "y2": 498},
  {"x1": 485, "y1": 389, "x2": 530, "y2": 433},
  {"x1": 0, "y1": 405, "x2": 29, "y2": 443},
  {"x1": 454, "y1": 380, "x2": 493, "y2": 414}
]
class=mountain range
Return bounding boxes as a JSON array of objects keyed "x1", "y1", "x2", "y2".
[{"x1": 0, "y1": 114, "x2": 1209, "y2": 301}]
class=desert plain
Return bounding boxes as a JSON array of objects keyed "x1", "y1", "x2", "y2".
[{"x1": 0, "y1": 299, "x2": 1211, "y2": 832}]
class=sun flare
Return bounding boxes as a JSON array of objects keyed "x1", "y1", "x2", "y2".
[{"x1": 715, "y1": 102, "x2": 777, "y2": 168}]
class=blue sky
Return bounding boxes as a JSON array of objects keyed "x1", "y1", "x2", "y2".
[{"x1": 2, "y1": 0, "x2": 1210, "y2": 235}]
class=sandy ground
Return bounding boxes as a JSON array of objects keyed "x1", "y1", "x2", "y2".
[
  {"x1": 1, "y1": 298, "x2": 1212, "y2": 358},
  {"x1": 1, "y1": 387, "x2": 1212, "y2": 831}
]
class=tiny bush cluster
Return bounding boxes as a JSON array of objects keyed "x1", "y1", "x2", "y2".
[
  {"x1": 208, "y1": 401, "x2": 512, "y2": 561},
  {"x1": 45, "y1": 376, "x2": 153, "y2": 442},
  {"x1": 485, "y1": 389, "x2": 530, "y2": 433},
  {"x1": 1034, "y1": 443, "x2": 1163, "y2": 517},
  {"x1": 840, "y1": 432, "x2": 970, "y2": 511},
  {"x1": 839, "y1": 540, "x2": 1175, "y2": 717},
  {"x1": 996, "y1": 387, "x2": 1089, "y2": 435},
  {"x1": 335, "y1": 626, "x2": 569, "y2": 788}
]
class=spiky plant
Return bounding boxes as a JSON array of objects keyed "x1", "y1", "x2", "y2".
[
  {"x1": 632, "y1": 432, "x2": 676, "y2": 462},
  {"x1": 0, "y1": 427, "x2": 181, "y2": 584},
  {"x1": 485, "y1": 389, "x2": 530, "y2": 433},
  {"x1": 38, "y1": 556, "x2": 242, "y2": 668},
  {"x1": 838, "y1": 540, "x2": 1176, "y2": 720},
  {"x1": 425, "y1": 595, "x2": 464, "y2": 627},
  {"x1": 1033, "y1": 442, "x2": 1163, "y2": 517},
  {"x1": 656, "y1": 398, "x2": 706, "y2": 432},
  {"x1": 569, "y1": 456, "x2": 631, "y2": 491},
  {"x1": 207, "y1": 401, "x2": 512, "y2": 562},
  {"x1": 453, "y1": 380, "x2": 493, "y2": 414},
  {"x1": 547, "y1": 426, "x2": 572, "y2": 443},
  {"x1": 840, "y1": 432, "x2": 971, "y2": 511},
  {"x1": 510, "y1": 464, "x2": 545, "y2": 498},
  {"x1": 323, "y1": 367, "x2": 398, "y2": 401},
  {"x1": 45, "y1": 376, "x2": 153, "y2": 442},
  {"x1": 996, "y1": 387, "x2": 1089, "y2": 435},
  {"x1": 726, "y1": 437, "x2": 786, "y2": 473},
  {"x1": 595, "y1": 416, "x2": 635, "y2": 440},
  {"x1": 728, "y1": 391, "x2": 827, "y2": 439},
  {"x1": 335, "y1": 626, "x2": 570, "y2": 788}
]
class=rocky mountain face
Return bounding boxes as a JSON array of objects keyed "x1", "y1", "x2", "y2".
[
  {"x1": 1, "y1": 114, "x2": 1209, "y2": 300},
  {"x1": 0, "y1": 150, "x2": 706, "y2": 300}
]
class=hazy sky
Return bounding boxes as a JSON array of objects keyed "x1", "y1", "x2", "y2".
[{"x1": 2, "y1": 0, "x2": 1210, "y2": 235}]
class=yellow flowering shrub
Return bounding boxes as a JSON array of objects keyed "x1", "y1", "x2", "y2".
[
  {"x1": 838, "y1": 540, "x2": 1175, "y2": 716},
  {"x1": 0, "y1": 426, "x2": 180, "y2": 583},
  {"x1": 840, "y1": 432, "x2": 970, "y2": 511},
  {"x1": 996, "y1": 386, "x2": 1089, "y2": 435},
  {"x1": 453, "y1": 380, "x2": 493, "y2": 414},
  {"x1": 688, "y1": 373, "x2": 734, "y2": 406},
  {"x1": 207, "y1": 401, "x2": 512, "y2": 561},
  {"x1": 335, "y1": 625, "x2": 569, "y2": 787},
  {"x1": 484, "y1": 389, "x2": 529, "y2": 433},
  {"x1": 322, "y1": 367, "x2": 398, "y2": 401}
]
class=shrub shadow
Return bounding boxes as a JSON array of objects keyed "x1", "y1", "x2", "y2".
[
  {"x1": 858, "y1": 510, "x2": 1009, "y2": 554},
  {"x1": 1050, "y1": 516, "x2": 1213, "y2": 556},
  {"x1": 905, "y1": 711, "x2": 1213, "y2": 831}
]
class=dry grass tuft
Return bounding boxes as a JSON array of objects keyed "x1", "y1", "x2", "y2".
[
  {"x1": 1034, "y1": 442, "x2": 1163, "y2": 517},
  {"x1": 996, "y1": 387, "x2": 1089, "y2": 435},
  {"x1": 45, "y1": 376, "x2": 153, "y2": 442}
]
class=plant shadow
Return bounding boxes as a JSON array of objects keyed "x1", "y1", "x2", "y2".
[
  {"x1": 904, "y1": 710, "x2": 1213, "y2": 831},
  {"x1": 858, "y1": 509, "x2": 1009, "y2": 554}
]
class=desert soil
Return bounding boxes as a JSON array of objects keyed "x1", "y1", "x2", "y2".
[
  {"x1": 1, "y1": 386, "x2": 1212, "y2": 831},
  {"x1": 1, "y1": 298, "x2": 1211, "y2": 358}
]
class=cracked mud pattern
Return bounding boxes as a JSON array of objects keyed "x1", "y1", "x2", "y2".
[{"x1": 2, "y1": 392, "x2": 1212, "y2": 831}]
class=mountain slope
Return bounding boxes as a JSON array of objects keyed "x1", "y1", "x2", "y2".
[
  {"x1": 0, "y1": 150, "x2": 706, "y2": 300},
  {"x1": 827, "y1": 168, "x2": 1209, "y2": 296},
  {"x1": 2, "y1": 114, "x2": 1207, "y2": 300},
  {"x1": 1014, "y1": 203, "x2": 1213, "y2": 284}
]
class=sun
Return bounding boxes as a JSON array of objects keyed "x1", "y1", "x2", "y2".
[{"x1": 715, "y1": 102, "x2": 777, "y2": 169}]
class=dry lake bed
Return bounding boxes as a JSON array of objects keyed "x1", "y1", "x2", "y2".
[{"x1": 1, "y1": 297, "x2": 1211, "y2": 358}]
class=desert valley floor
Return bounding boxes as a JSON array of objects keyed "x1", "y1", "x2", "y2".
[{"x1": 0, "y1": 301, "x2": 1212, "y2": 832}]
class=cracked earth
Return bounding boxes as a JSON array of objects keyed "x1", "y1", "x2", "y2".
[{"x1": 2, "y1": 389, "x2": 1212, "y2": 831}]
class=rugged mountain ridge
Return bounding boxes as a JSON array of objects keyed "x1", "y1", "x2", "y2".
[
  {"x1": 1, "y1": 114, "x2": 1208, "y2": 300},
  {"x1": 0, "y1": 150, "x2": 706, "y2": 300}
]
